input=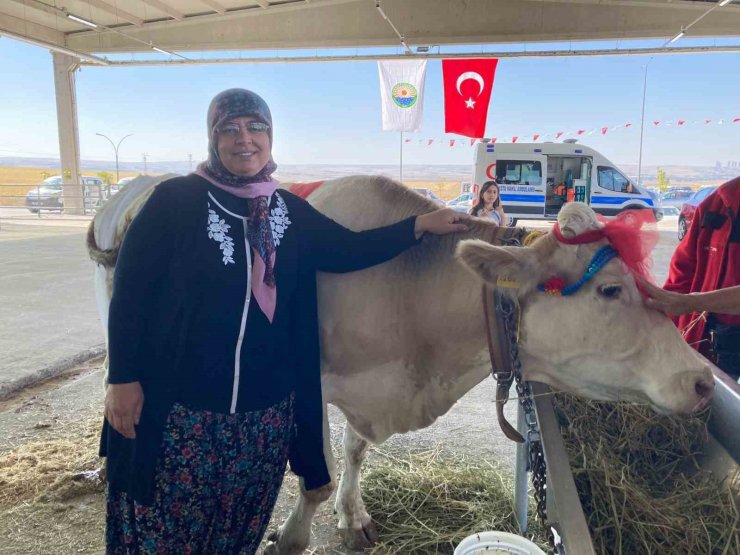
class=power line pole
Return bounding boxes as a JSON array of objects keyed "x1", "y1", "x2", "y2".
[
  {"x1": 637, "y1": 57, "x2": 653, "y2": 187},
  {"x1": 142, "y1": 153, "x2": 148, "y2": 175},
  {"x1": 188, "y1": 153, "x2": 193, "y2": 172}
]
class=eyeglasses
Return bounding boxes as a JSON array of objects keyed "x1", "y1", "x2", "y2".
[{"x1": 217, "y1": 121, "x2": 270, "y2": 138}]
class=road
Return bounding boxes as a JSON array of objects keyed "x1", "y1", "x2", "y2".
[{"x1": 0, "y1": 221, "x2": 103, "y2": 396}]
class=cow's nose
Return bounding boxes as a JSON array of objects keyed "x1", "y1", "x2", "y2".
[{"x1": 691, "y1": 369, "x2": 715, "y2": 411}]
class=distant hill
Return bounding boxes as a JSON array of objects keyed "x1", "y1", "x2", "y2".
[
  {"x1": 0, "y1": 156, "x2": 737, "y2": 184},
  {"x1": 0, "y1": 156, "x2": 472, "y2": 182},
  {"x1": 0, "y1": 156, "x2": 194, "y2": 176},
  {"x1": 619, "y1": 163, "x2": 739, "y2": 184}
]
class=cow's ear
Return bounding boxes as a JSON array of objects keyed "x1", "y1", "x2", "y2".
[{"x1": 456, "y1": 240, "x2": 541, "y2": 295}]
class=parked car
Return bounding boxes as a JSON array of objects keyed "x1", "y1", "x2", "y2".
[
  {"x1": 661, "y1": 206, "x2": 680, "y2": 217},
  {"x1": 25, "y1": 175, "x2": 104, "y2": 213},
  {"x1": 660, "y1": 189, "x2": 695, "y2": 211},
  {"x1": 109, "y1": 176, "x2": 137, "y2": 195},
  {"x1": 644, "y1": 186, "x2": 661, "y2": 196},
  {"x1": 645, "y1": 189, "x2": 664, "y2": 222},
  {"x1": 412, "y1": 188, "x2": 445, "y2": 206},
  {"x1": 678, "y1": 186, "x2": 717, "y2": 240},
  {"x1": 447, "y1": 192, "x2": 474, "y2": 213},
  {"x1": 25, "y1": 176, "x2": 64, "y2": 212}
]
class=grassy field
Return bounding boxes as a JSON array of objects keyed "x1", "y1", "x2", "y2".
[
  {"x1": 0, "y1": 166, "x2": 465, "y2": 206},
  {"x1": 404, "y1": 180, "x2": 464, "y2": 201}
]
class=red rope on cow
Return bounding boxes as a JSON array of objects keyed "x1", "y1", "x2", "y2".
[{"x1": 552, "y1": 209, "x2": 659, "y2": 281}]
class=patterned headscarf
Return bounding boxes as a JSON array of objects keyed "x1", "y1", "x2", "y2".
[
  {"x1": 202, "y1": 88, "x2": 278, "y2": 186},
  {"x1": 195, "y1": 89, "x2": 279, "y2": 322}
]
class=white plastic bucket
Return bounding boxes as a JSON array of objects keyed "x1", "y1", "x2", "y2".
[{"x1": 454, "y1": 531, "x2": 547, "y2": 555}]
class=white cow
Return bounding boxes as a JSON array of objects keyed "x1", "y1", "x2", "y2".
[{"x1": 88, "y1": 174, "x2": 714, "y2": 555}]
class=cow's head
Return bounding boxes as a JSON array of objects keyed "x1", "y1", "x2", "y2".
[{"x1": 456, "y1": 203, "x2": 714, "y2": 415}]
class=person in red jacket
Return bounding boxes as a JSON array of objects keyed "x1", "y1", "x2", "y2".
[{"x1": 663, "y1": 176, "x2": 740, "y2": 380}]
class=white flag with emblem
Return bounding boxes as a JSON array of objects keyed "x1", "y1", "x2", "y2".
[{"x1": 378, "y1": 60, "x2": 427, "y2": 132}]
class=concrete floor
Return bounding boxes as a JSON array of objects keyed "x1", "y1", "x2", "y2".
[{"x1": 0, "y1": 222, "x2": 103, "y2": 393}]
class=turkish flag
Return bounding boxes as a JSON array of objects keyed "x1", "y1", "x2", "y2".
[{"x1": 442, "y1": 59, "x2": 498, "y2": 138}]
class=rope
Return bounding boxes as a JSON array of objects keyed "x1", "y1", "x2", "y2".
[{"x1": 522, "y1": 229, "x2": 546, "y2": 247}]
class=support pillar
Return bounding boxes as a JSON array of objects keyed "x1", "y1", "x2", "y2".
[{"x1": 52, "y1": 52, "x2": 83, "y2": 215}]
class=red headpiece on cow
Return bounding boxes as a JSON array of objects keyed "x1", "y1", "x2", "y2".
[{"x1": 552, "y1": 209, "x2": 659, "y2": 281}]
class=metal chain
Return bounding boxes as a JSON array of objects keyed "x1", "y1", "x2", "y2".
[
  {"x1": 495, "y1": 228, "x2": 563, "y2": 553},
  {"x1": 497, "y1": 295, "x2": 560, "y2": 552}
]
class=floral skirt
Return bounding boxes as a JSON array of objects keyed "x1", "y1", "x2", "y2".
[{"x1": 106, "y1": 396, "x2": 293, "y2": 555}]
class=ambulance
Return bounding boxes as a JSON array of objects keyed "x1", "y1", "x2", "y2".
[{"x1": 472, "y1": 140, "x2": 660, "y2": 225}]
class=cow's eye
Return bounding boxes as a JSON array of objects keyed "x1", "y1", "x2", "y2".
[{"x1": 598, "y1": 284, "x2": 622, "y2": 299}]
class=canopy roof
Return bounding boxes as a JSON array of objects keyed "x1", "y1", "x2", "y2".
[{"x1": 2, "y1": 0, "x2": 739, "y2": 62}]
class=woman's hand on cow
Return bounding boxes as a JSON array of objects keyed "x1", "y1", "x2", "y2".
[
  {"x1": 415, "y1": 208, "x2": 471, "y2": 238},
  {"x1": 105, "y1": 381, "x2": 144, "y2": 439}
]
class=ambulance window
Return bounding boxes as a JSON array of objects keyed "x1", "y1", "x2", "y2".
[
  {"x1": 496, "y1": 161, "x2": 542, "y2": 186},
  {"x1": 598, "y1": 166, "x2": 634, "y2": 193}
]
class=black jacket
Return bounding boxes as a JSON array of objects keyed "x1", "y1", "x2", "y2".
[{"x1": 100, "y1": 174, "x2": 421, "y2": 503}]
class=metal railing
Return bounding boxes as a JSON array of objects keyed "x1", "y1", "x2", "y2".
[{"x1": 0, "y1": 182, "x2": 121, "y2": 223}]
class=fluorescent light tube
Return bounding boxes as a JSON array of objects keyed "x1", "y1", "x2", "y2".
[
  {"x1": 668, "y1": 31, "x2": 685, "y2": 44},
  {"x1": 67, "y1": 14, "x2": 97, "y2": 28}
]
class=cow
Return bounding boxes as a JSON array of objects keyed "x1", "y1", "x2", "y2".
[{"x1": 87, "y1": 174, "x2": 714, "y2": 555}]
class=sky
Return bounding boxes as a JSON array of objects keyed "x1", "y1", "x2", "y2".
[{"x1": 0, "y1": 36, "x2": 738, "y2": 170}]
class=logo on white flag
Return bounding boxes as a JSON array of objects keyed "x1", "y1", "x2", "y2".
[
  {"x1": 378, "y1": 60, "x2": 427, "y2": 132},
  {"x1": 391, "y1": 83, "x2": 418, "y2": 108}
]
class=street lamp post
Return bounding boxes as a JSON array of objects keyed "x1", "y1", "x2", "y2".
[
  {"x1": 96, "y1": 132, "x2": 133, "y2": 184},
  {"x1": 637, "y1": 57, "x2": 653, "y2": 188}
]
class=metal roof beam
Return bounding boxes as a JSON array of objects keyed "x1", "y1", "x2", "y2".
[
  {"x1": 66, "y1": 0, "x2": 740, "y2": 54},
  {"x1": 198, "y1": 0, "x2": 226, "y2": 14},
  {"x1": 0, "y1": 11, "x2": 64, "y2": 46},
  {"x1": 7, "y1": 0, "x2": 59, "y2": 19},
  {"x1": 0, "y1": 22, "x2": 109, "y2": 64},
  {"x1": 138, "y1": 0, "x2": 185, "y2": 21},
  {"x1": 68, "y1": 0, "x2": 358, "y2": 40},
  {"x1": 81, "y1": 43, "x2": 740, "y2": 67},
  {"x1": 78, "y1": 0, "x2": 144, "y2": 26},
  {"x1": 536, "y1": 0, "x2": 735, "y2": 9}
]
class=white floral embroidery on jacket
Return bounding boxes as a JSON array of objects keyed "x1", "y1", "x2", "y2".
[
  {"x1": 269, "y1": 192, "x2": 292, "y2": 246},
  {"x1": 207, "y1": 203, "x2": 235, "y2": 265}
]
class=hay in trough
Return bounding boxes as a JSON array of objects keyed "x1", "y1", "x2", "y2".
[
  {"x1": 362, "y1": 449, "x2": 549, "y2": 554},
  {"x1": 554, "y1": 394, "x2": 739, "y2": 555},
  {"x1": 0, "y1": 417, "x2": 103, "y2": 509}
]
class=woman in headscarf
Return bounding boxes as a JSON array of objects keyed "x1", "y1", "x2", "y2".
[{"x1": 101, "y1": 88, "x2": 469, "y2": 554}]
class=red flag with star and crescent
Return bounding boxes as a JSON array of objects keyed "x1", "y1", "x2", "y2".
[{"x1": 442, "y1": 58, "x2": 498, "y2": 138}]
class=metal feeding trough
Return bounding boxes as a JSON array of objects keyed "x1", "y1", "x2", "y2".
[{"x1": 513, "y1": 366, "x2": 740, "y2": 554}]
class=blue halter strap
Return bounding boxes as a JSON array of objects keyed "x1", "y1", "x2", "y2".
[{"x1": 537, "y1": 245, "x2": 618, "y2": 296}]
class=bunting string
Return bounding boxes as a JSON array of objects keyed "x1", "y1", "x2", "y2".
[{"x1": 401, "y1": 116, "x2": 739, "y2": 147}]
